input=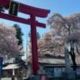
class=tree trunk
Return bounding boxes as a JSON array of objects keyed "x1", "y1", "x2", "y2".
[{"x1": 69, "y1": 44, "x2": 77, "y2": 71}]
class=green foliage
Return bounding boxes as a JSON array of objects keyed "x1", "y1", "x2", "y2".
[{"x1": 13, "y1": 24, "x2": 23, "y2": 45}]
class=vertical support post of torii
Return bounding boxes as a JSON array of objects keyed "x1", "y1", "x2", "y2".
[{"x1": 30, "y1": 15, "x2": 39, "y2": 74}]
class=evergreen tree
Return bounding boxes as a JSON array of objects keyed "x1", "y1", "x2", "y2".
[
  {"x1": 13, "y1": 24, "x2": 23, "y2": 46},
  {"x1": 13, "y1": 24, "x2": 26, "y2": 67}
]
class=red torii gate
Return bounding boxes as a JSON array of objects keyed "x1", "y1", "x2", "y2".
[{"x1": 0, "y1": 0, "x2": 50, "y2": 74}]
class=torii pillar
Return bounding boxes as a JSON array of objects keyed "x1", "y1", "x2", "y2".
[{"x1": 0, "y1": 0, "x2": 50, "y2": 74}]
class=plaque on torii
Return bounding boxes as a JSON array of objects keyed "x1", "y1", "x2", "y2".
[{"x1": 0, "y1": 0, "x2": 50, "y2": 74}]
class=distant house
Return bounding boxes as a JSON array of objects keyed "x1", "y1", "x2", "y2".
[
  {"x1": 27, "y1": 54, "x2": 80, "y2": 79},
  {"x1": 2, "y1": 58, "x2": 28, "y2": 80},
  {"x1": 38, "y1": 55, "x2": 80, "y2": 79}
]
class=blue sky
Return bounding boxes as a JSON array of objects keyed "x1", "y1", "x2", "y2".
[{"x1": 0, "y1": 0, "x2": 80, "y2": 59}]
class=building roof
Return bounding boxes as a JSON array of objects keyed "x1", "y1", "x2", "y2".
[{"x1": 3, "y1": 64, "x2": 19, "y2": 70}]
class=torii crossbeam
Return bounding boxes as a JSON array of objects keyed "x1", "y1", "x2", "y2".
[{"x1": 0, "y1": 0, "x2": 50, "y2": 74}]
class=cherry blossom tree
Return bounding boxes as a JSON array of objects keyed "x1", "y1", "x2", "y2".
[
  {"x1": 48, "y1": 13, "x2": 80, "y2": 72},
  {"x1": 0, "y1": 24, "x2": 21, "y2": 58}
]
